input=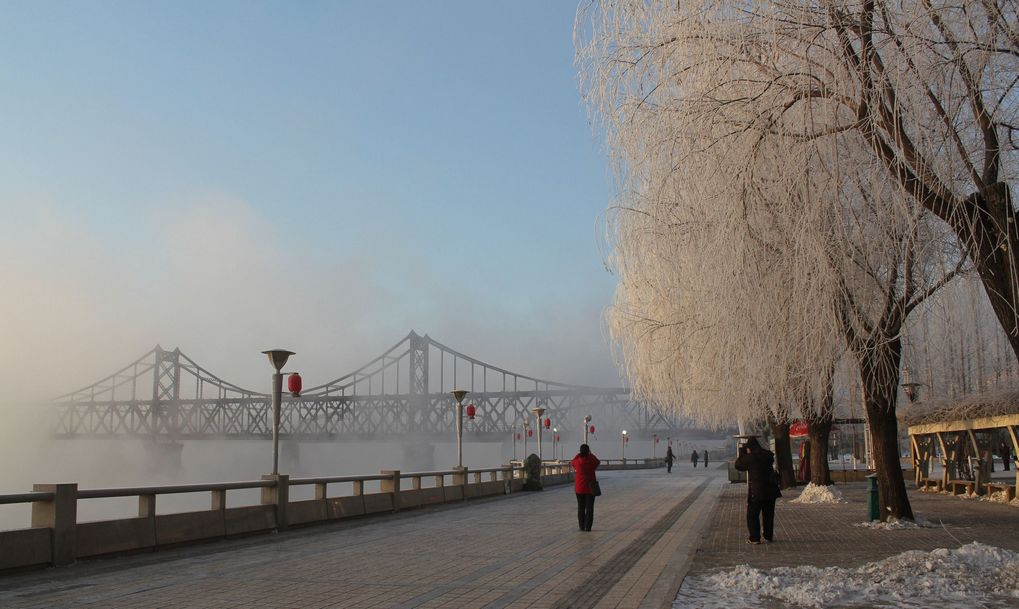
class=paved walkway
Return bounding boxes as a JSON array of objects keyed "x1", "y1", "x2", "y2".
[
  {"x1": 687, "y1": 476, "x2": 1019, "y2": 572},
  {"x1": 0, "y1": 468, "x2": 723, "y2": 609},
  {"x1": 675, "y1": 472, "x2": 1019, "y2": 608}
]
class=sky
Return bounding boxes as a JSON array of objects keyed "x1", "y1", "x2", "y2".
[{"x1": 0, "y1": 1, "x2": 621, "y2": 398}]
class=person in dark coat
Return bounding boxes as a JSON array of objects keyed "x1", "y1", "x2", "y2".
[
  {"x1": 734, "y1": 437, "x2": 781, "y2": 544},
  {"x1": 570, "y1": 444, "x2": 601, "y2": 531},
  {"x1": 665, "y1": 446, "x2": 675, "y2": 473},
  {"x1": 703, "y1": 450, "x2": 709, "y2": 468},
  {"x1": 691, "y1": 449, "x2": 699, "y2": 467}
]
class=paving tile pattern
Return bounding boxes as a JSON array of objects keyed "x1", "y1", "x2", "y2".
[
  {"x1": 0, "y1": 468, "x2": 720, "y2": 609},
  {"x1": 552, "y1": 479, "x2": 711, "y2": 609},
  {"x1": 688, "y1": 478, "x2": 1019, "y2": 574}
]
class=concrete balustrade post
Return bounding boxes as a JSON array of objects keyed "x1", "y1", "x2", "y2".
[
  {"x1": 314, "y1": 482, "x2": 327, "y2": 500},
  {"x1": 31, "y1": 483, "x2": 77, "y2": 566},
  {"x1": 261, "y1": 474, "x2": 289, "y2": 531},
  {"x1": 433, "y1": 475, "x2": 444, "y2": 488},
  {"x1": 472, "y1": 472, "x2": 481, "y2": 484},
  {"x1": 411, "y1": 476, "x2": 422, "y2": 490},
  {"x1": 353, "y1": 480, "x2": 364, "y2": 496},
  {"x1": 211, "y1": 489, "x2": 226, "y2": 511},
  {"x1": 138, "y1": 494, "x2": 156, "y2": 518},
  {"x1": 452, "y1": 467, "x2": 468, "y2": 501},
  {"x1": 381, "y1": 470, "x2": 400, "y2": 513}
]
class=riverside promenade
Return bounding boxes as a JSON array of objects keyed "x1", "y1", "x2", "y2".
[{"x1": 0, "y1": 468, "x2": 722, "y2": 609}]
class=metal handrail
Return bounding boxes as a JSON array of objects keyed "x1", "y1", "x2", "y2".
[
  {"x1": 77, "y1": 480, "x2": 273, "y2": 500},
  {"x1": 0, "y1": 462, "x2": 568, "y2": 507},
  {"x1": 289, "y1": 474, "x2": 389, "y2": 486},
  {"x1": 0, "y1": 491, "x2": 55, "y2": 505}
]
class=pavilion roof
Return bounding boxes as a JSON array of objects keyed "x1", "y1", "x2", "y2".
[{"x1": 899, "y1": 388, "x2": 1019, "y2": 428}]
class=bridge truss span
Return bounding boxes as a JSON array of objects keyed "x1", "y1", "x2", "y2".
[{"x1": 53, "y1": 331, "x2": 682, "y2": 440}]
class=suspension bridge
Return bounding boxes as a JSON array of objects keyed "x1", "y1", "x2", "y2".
[{"x1": 52, "y1": 331, "x2": 681, "y2": 442}]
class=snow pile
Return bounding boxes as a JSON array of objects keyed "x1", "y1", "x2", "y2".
[
  {"x1": 674, "y1": 542, "x2": 1019, "y2": 608},
  {"x1": 982, "y1": 490, "x2": 1011, "y2": 504},
  {"x1": 790, "y1": 483, "x2": 847, "y2": 504},
  {"x1": 854, "y1": 516, "x2": 937, "y2": 530}
]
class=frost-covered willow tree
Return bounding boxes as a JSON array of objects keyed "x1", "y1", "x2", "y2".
[
  {"x1": 578, "y1": 0, "x2": 972, "y2": 518},
  {"x1": 583, "y1": 0, "x2": 1019, "y2": 353}
]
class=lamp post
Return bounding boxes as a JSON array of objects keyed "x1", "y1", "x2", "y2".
[
  {"x1": 262, "y1": 349, "x2": 295, "y2": 476},
  {"x1": 523, "y1": 421, "x2": 530, "y2": 456},
  {"x1": 532, "y1": 407, "x2": 546, "y2": 460},
  {"x1": 552, "y1": 427, "x2": 558, "y2": 461},
  {"x1": 451, "y1": 390, "x2": 469, "y2": 468},
  {"x1": 621, "y1": 430, "x2": 628, "y2": 462},
  {"x1": 583, "y1": 415, "x2": 592, "y2": 444}
]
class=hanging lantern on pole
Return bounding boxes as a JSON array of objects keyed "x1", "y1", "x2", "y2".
[
  {"x1": 544, "y1": 417, "x2": 551, "y2": 429},
  {"x1": 287, "y1": 372, "x2": 303, "y2": 397},
  {"x1": 466, "y1": 404, "x2": 476, "y2": 420},
  {"x1": 527, "y1": 429, "x2": 533, "y2": 437}
]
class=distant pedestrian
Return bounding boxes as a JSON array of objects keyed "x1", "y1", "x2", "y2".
[
  {"x1": 734, "y1": 437, "x2": 781, "y2": 544},
  {"x1": 703, "y1": 450, "x2": 709, "y2": 468},
  {"x1": 798, "y1": 440, "x2": 811, "y2": 482},
  {"x1": 690, "y1": 449, "x2": 699, "y2": 467},
  {"x1": 665, "y1": 447, "x2": 675, "y2": 473},
  {"x1": 571, "y1": 444, "x2": 601, "y2": 532}
]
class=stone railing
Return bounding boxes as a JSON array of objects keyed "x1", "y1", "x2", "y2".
[{"x1": 0, "y1": 461, "x2": 581, "y2": 573}]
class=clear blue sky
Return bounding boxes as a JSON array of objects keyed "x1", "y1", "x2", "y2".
[{"x1": 0, "y1": 1, "x2": 621, "y2": 391}]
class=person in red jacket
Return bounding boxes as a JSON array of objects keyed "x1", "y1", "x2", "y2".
[{"x1": 571, "y1": 444, "x2": 601, "y2": 531}]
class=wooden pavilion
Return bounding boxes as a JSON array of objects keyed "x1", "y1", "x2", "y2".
[{"x1": 902, "y1": 389, "x2": 1019, "y2": 500}]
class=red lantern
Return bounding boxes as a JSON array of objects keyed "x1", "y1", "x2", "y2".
[
  {"x1": 789, "y1": 421, "x2": 809, "y2": 437},
  {"x1": 466, "y1": 404, "x2": 476, "y2": 420},
  {"x1": 544, "y1": 417, "x2": 551, "y2": 429},
  {"x1": 655, "y1": 437, "x2": 660, "y2": 443},
  {"x1": 589, "y1": 425, "x2": 595, "y2": 434},
  {"x1": 555, "y1": 435, "x2": 560, "y2": 442},
  {"x1": 527, "y1": 429, "x2": 533, "y2": 437},
  {"x1": 287, "y1": 373, "x2": 302, "y2": 397},
  {"x1": 516, "y1": 433, "x2": 521, "y2": 440},
  {"x1": 625, "y1": 436, "x2": 629, "y2": 443}
]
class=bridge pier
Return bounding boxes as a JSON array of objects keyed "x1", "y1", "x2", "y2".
[{"x1": 401, "y1": 442, "x2": 436, "y2": 471}]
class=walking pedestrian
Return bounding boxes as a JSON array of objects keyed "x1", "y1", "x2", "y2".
[
  {"x1": 690, "y1": 449, "x2": 699, "y2": 468},
  {"x1": 570, "y1": 444, "x2": 600, "y2": 532},
  {"x1": 734, "y1": 437, "x2": 781, "y2": 544},
  {"x1": 665, "y1": 446, "x2": 675, "y2": 473},
  {"x1": 703, "y1": 450, "x2": 709, "y2": 468}
]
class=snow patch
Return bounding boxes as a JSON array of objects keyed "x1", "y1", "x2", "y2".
[
  {"x1": 674, "y1": 542, "x2": 1019, "y2": 608},
  {"x1": 854, "y1": 516, "x2": 937, "y2": 529},
  {"x1": 982, "y1": 490, "x2": 1011, "y2": 504},
  {"x1": 790, "y1": 483, "x2": 847, "y2": 504}
]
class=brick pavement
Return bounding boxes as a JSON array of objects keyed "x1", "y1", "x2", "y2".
[
  {"x1": 0, "y1": 468, "x2": 723, "y2": 609},
  {"x1": 686, "y1": 477, "x2": 1019, "y2": 575}
]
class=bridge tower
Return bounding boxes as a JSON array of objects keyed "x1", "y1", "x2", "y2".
[
  {"x1": 404, "y1": 332, "x2": 436, "y2": 468},
  {"x1": 148, "y1": 346, "x2": 183, "y2": 469}
]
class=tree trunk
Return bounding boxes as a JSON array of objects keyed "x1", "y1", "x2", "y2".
[
  {"x1": 807, "y1": 417, "x2": 833, "y2": 486},
  {"x1": 858, "y1": 337, "x2": 915, "y2": 521},
  {"x1": 769, "y1": 419, "x2": 796, "y2": 489},
  {"x1": 947, "y1": 184, "x2": 1019, "y2": 363}
]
